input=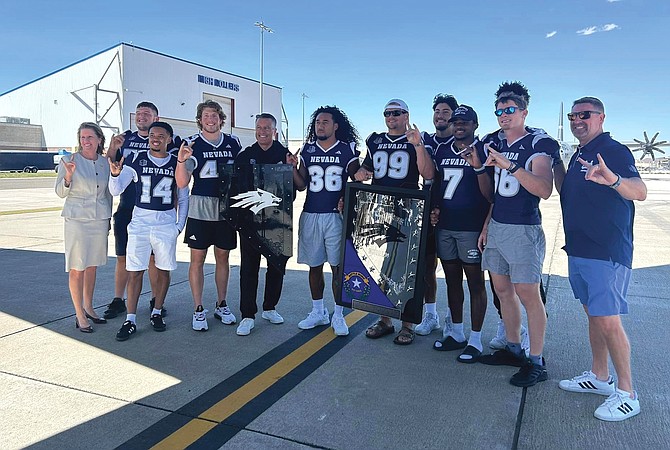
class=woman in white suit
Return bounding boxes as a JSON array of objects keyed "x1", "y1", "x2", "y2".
[{"x1": 55, "y1": 122, "x2": 113, "y2": 332}]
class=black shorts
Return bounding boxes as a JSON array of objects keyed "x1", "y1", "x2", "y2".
[
  {"x1": 184, "y1": 218, "x2": 237, "y2": 250},
  {"x1": 113, "y1": 208, "x2": 132, "y2": 256}
]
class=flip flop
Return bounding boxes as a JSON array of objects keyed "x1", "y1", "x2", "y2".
[
  {"x1": 365, "y1": 320, "x2": 395, "y2": 339},
  {"x1": 457, "y1": 345, "x2": 482, "y2": 363}
]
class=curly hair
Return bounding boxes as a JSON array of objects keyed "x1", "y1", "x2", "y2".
[
  {"x1": 495, "y1": 81, "x2": 530, "y2": 109},
  {"x1": 196, "y1": 100, "x2": 226, "y2": 130},
  {"x1": 305, "y1": 106, "x2": 361, "y2": 146},
  {"x1": 432, "y1": 93, "x2": 459, "y2": 111}
]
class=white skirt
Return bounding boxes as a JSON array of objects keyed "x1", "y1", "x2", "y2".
[{"x1": 64, "y1": 218, "x2": 110, "y2": 271}]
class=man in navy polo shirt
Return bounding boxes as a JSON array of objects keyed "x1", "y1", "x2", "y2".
[{"x1": 558, "y1": 97, "x2": 646, "y2": 422}]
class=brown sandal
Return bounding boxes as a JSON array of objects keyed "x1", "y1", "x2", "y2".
[
  {"x1": 393, "y1": 326, "x2": 415, "y2": 345},
  {"x1": 365, "y1": 320, "x2": 395, "y2": 339}
]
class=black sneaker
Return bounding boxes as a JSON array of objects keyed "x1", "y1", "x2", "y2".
[
  {"x1": 104, "y1": 297, "x2": 126, "y2": 319},
  {"x1": 479, "y1": 348, "x2": 526, "y2": 367},
  {"x1": 510, "y1": 359, "x2": 548, "y2": 387},
  {"x1": 150, "y1": 313, "x2": 166, "y2": 332},
  {"x1": 116, "y1": 320, "x2": 136, "y2": 341},
  {"x1": 149, "y1": 298, "x2": 167, "y2": 318}
]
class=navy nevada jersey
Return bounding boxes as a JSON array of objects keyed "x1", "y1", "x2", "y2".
[
  {"x1": 116, "y1": 131, "x2": 149, "y2": 210},
  {"x1": 363, "y1": 132, "x2": 420, "y2": 189},
  {"x1": 187, "y1": 132, "x2": 241, "y2": 197},
  {"x1": 432, "y1": 138, "x2": 490, "y2": 231},
  {"x1": 300, "y1": 140, "x2": 359, "y2": 213},
  {"x1": 481, "y1": 128, "x2": 558, "y2": 225},
  {"x1": 126, "y1": 151, "x2": 179, "y2": 211}
]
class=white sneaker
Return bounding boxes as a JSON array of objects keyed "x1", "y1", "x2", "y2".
[
  {"x1": 594, "y1": 389, "x2": 640, "y2": 422},
  {"x1": 520, "y1": 326, "x2": 530, "y2": 356},
  {"x1": 236, "y1": 318, "x2": 255, "y2": 336},
  {"x1": 559, "y1": 371, "x2": 615, "y2": 395},
  {"x1": 298, "y1": 308, "x2": 329, "y2": 330},
  {"x1": 442, "y1": 317, "x2": 453, "y2": 339},
  {"x1": 415, "y1": 312, "x2": 440, "y2": 336},
  {"x1": 331, "y1": 315, "x2": 349, "y2": 336},
  {"x1": 261, "y1": 310, "x2": 284, "y2": 324},
  {"x1": 192, "y1": 309, "x2": 208, "y2": 331},
  {"x1": 214, "y1": 304, "x2": 237, "y2": 325},
  {"x1": 489, "y1": 321, "x2": 528, "y2": 351}
]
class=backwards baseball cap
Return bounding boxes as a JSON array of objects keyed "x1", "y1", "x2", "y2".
[
  {"x1": 149, "y1": 121, "x2": 174, "y2": 137},
  {"x1": 384, "y1": 98, "x2": 409, "y2": 112},
  {"x1": 448, "y1": 105, "x2": 478, "y2": 123}
]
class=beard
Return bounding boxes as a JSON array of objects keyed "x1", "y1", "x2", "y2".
[{"x1": 316, "y1": 134, "x2": 330, "y2": 141}]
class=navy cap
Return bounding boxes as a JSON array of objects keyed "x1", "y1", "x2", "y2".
[{"x1": 448, "y1": 105, "x2": 478, "y2": 123}]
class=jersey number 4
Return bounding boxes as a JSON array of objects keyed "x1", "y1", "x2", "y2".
[{"x1": 140, "y1": 175, "x2": 174, "y2": 205}]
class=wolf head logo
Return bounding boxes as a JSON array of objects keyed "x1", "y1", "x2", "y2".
[{"x1": 230, "y1": 189, "x2": 282, "y2": 214}]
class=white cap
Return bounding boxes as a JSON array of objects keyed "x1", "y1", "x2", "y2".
[{"x1": 384, "y1": 98, "x2": 409, "y2": 112}]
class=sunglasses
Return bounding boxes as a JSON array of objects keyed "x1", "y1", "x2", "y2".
[
  {"x1": 567, "y1": 110, "x2": 602, "y2": 121},
  {"x1": 494, "y1": 106, "x2": 523, "y2": 117},
  {"x1": 383, "y1": 110, "x2": 408, "y2": 117}
]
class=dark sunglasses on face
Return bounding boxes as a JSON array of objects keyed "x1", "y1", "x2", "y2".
[
  {"x1": 567, "y1": 110, "x2": 602, "y2": 121},
  {"x1": 494, "y1": 106, "x2": 523, "y2": 117},
  {"x1": 383, "y1": 110, "x2": 408, "y2": 117}
]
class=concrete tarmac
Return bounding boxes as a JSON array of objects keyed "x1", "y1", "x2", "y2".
[{"x1": 1, "y1": 175, "x2": 669, "y2": 449}]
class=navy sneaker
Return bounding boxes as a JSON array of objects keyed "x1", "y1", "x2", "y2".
[
  {"x1": 150, "y1": 313, "x2": 166, "y2": 332},
  {"x1": 510, "y1": 359, "x2": 548, "y2": 387},
  {"x1": 104, "y1": 297, "x2": 126, "y2": 319},
  {"x1": 479, "y1": 348, "x2": 526, "y2": 367},
  {"x1": 116, "y1": 321, "x2": 136, "y2": 341}
]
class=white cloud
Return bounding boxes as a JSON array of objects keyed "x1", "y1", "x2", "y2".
[
  {"x1": 577, "y1": 26, "x2": 598, "y2": 35},
  {"x1": 577, "y1": 23, "x2": 620, "y2": 35},
  {"x1": 607, "y1": 0, "x2": 622, "y2": 3},
  {"x1": 546, "y1": 31, "x2": 557, "y2": 38}
]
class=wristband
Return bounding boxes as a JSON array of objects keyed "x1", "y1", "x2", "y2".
[
  {"x1": 177, "y1": 159, "x2": 186, "y2": 164},
  {"x1": 508, "y1": 162, "x2": 521, "y2": 174},
  {"x1": 609, "y1": 174, "x2": 622, "y2": 189},
  {"x1": 473, "y1": 166, "x2": 487, "y2": 174}
]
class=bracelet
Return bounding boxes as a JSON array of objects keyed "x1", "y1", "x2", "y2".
[
  {"x1": 177, "y1": 159, "x2": 186, "y2": 164},
  {"x1": 473, "y1": 166, "x2": 487, "y2": 174},
  {"x1": 508, "y1": 162, "x2": 521, "y2": 174},
  {"x1": 609, "y1": 174, "x2": 622, "y2": 189}
]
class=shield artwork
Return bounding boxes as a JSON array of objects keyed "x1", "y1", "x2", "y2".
[
  {"x1": 338, "y1": 183, "x2": 430, "y2": 324},
  {"x1": 219, "y1": 163, "x2": 293, "y2": 273}
]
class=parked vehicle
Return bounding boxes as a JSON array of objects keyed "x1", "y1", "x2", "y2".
[{"x1": 0, "y1": 150, "x2": 60, "y2": 172}]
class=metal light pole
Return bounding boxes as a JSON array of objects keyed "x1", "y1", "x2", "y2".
[
  {"x1": 254, "y1": 21, "x2": 273, "y2": 114},
  {"x1": 301, "y1": 93, "x2": 309, "y2": 144}
]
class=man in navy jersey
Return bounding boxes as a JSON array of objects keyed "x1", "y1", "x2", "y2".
[
  {"x1": 176, "y1": 100, "x2": 240, "y2": 332},
  {"x1": 415, "y1": 93, "x2": 459, "y2": 337},
  {"x1": 103, "y1": 102, "x2": 169, "y2": 319},
  {"x1": 558, "y1": 97, "x2": 646, "y2": 421},
  {"x1": 108, "y1": 122, "x2": 188, "y2": 341},
  {"x1": 478, "y1": 84, "x2": 556, "y2": 387},
  {"x1": 354, "y1": 99, "x2": 435, "y2": 345},
  {"x1": 294, "y1": 106, "x2": 361, "y2": 336},
  {"x1": 234, "y1": 113, "x2": 296, "y2": 336},
  {"x1": 429, "y1": 106, "x2": 493, "y2": 363}
]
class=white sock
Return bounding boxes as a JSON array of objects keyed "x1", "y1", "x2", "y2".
[
  {"x1": 425, "y1": 303, "x2": 437, "y2": 315},
  {"x1": 468, "y1": 330, "x2": 483, "y2": 351},
  {"x1": 312, "y1": 299, "x2": 324, "y2": 313},
  {"x1": 444, "y1": 307, "x2": 452, "y2": 323},
  {"x1": 450, "y1": 322, "x2": 466, "y2": 341},
  {"x1": 333, "y1": 305, "x2": 344, "y2": 317},
  {"x1": 126, "y1": 313, "x2": 136, "y2": 324},
  {"x1": 152, "y1": 308, "x2": 161, "y2": 316}
]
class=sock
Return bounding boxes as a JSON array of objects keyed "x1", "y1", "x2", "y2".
[
  {"x1": 451, "y1": 322, "x2": 466, "y2": 342},
  {"x1": 507, "y1": 342, "x2": 523, "y2": 356},
  {"x1": 530, "y1": 354, "x2": 543, "y2": 366},
  {"x1": 334, "y1": 305, "x2": 344, "y2": 317},
  {"x1": 152, "y1": 308, "x2": 161, "y2": 316},
  {"x1": 217, "y1": 299, "x2": 227, "y2": 308},
  {"x1": 425, "y1": 303, "x2": 437, "y2": 315},
  {"x1": 196, "y1": 305, "x2": 204, "y2": 312},
  {"x1": 312, "y1": 299, "x2": 324, "y2": 313},
  {"x1": 468, "y1": 330, "x2": 483, "y2": 352},
  {"x1": 126, "y1": 313, "x2": 136, "y2": 324}
]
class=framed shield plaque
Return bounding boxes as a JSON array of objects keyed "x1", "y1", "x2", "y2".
[
  {"x1": 219, "y1": 163, "x2": 293, "y2": 272},
  {"x1": 337, "y1": 183, "x2": 430, "y2": 324}
]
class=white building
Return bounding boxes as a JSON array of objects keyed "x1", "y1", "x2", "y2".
[{"x1": 0, "y1": 43, "x2": 284, "y2": 150}]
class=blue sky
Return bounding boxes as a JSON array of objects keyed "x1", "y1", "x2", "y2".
[{"x1": 2, "y1": 0, "x2": 669, "y2": 146}]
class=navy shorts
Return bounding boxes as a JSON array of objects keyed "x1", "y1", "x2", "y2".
[
  {"x1": 112, "y1": 208, "x2": 132, "y2": 256},
  {"x1": 184, "y1": 217, "x2": 237, "y2": 250}
]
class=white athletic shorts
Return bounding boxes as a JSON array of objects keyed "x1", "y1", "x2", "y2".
[
  {"x1": 126, "y1": 220, "x2": 179, "y2": 271},
  {"x1": 297, "y1": 212, "x2": 343, "y2": 267}
]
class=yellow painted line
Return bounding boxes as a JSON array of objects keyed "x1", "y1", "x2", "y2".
[
  {"x1": 151, "y1": 310, "x2": 368, "y2": 450},
  {"x1": 0, "y1": 207, "x2": 61, "y2": 216}
]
